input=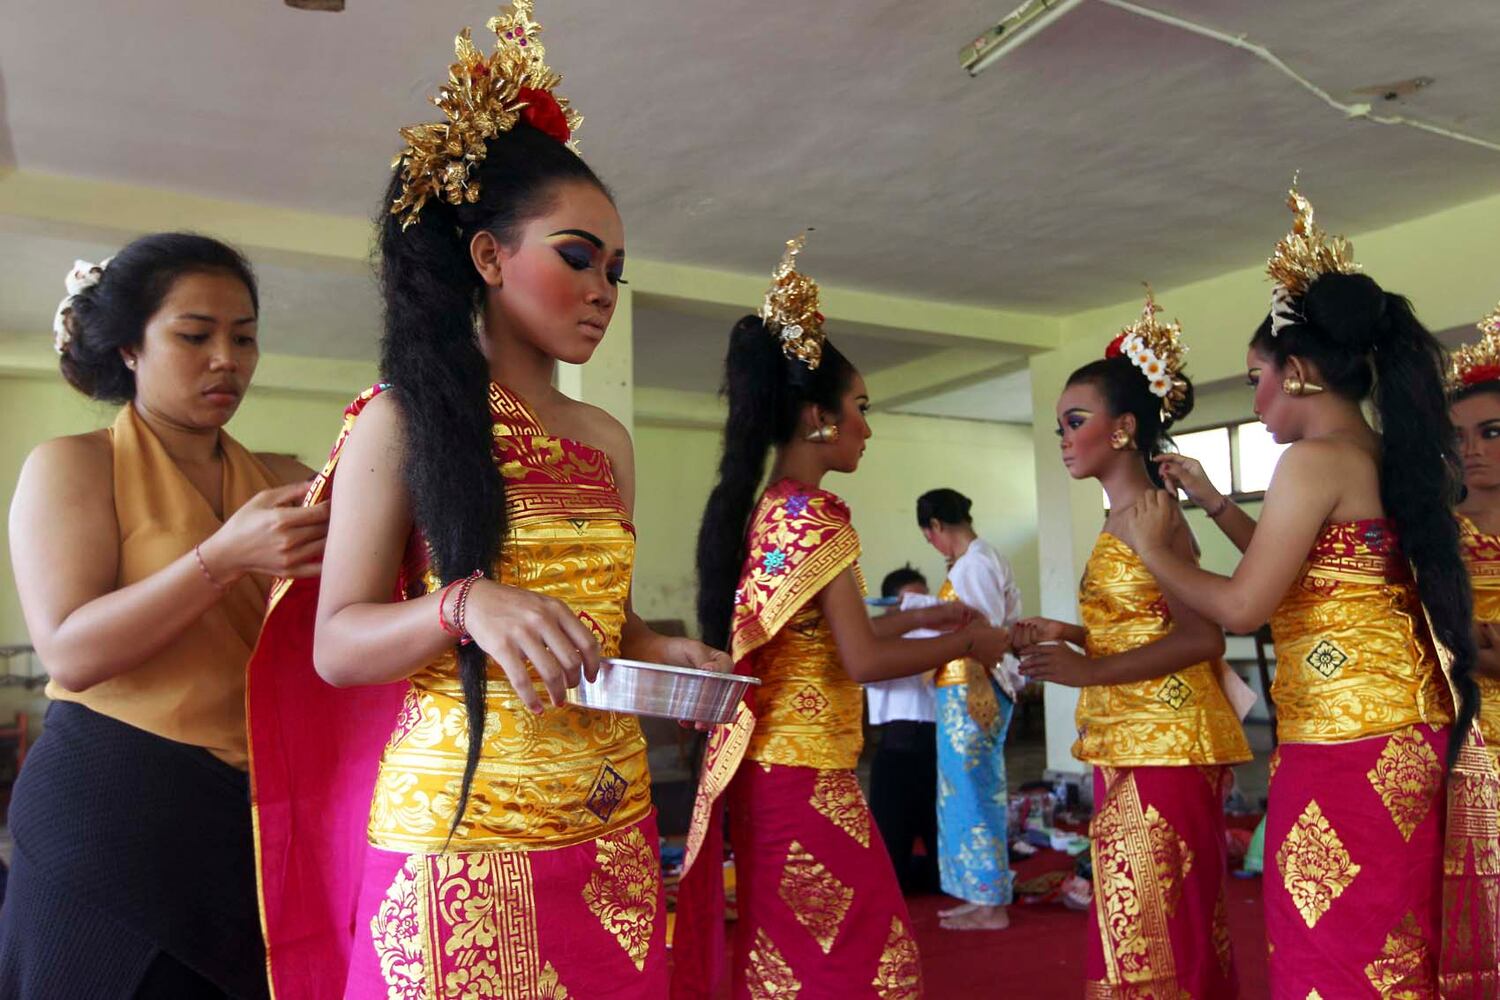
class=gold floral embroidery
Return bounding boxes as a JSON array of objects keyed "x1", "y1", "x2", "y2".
[
  {"x1": 1306, "y1": 991, "x2": 1324, "y2": 1000},
  {"x1": 582, "y1": 826, "x2": 659, "y2": 971},
  {"x1": 747, "y1": 928, "x2": 801, "y2": 999},
  {"x1": 1268, "y1": 748, "x2": 1281, "y2": 785},
  {"x1": 1212, "y1": 886, "x2": 1232, "y2": 978},
  {"x1": 1444, "y1": 740, "x2": 1500, "y2": 877},
  {"x1": 777, "y1": 841, "x2": 854, "y2": 954},
  {"x1": 1144, "y1": 805, "x2": 1193, "y2": 917},
  {"x1": 809, "y1": 770, "x2": 871, "y2": 847},
  {"x1": 1089, "y1": 771, "x2": 1179, "y2": 986},
  {"x1": 1277, "y1": 799, "x2": 1361, "y2": 929},
  {"x1": 871, "y1": 916, "x2": 921, "y2": 999},
  {"x1": 1366, "y1": 727, "x2": 1442, "y2": 842},
  {"x1": 537, "y1": 962, "x2": 572, "y2": 999},
  {"x1": 370, "y1": 855, "x2": 426, "y2": 1000},
  {"x1": 1362, "y1": 911, "x2": 1434, "y2": 996}
]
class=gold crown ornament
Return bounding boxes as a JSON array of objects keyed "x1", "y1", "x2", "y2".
[
  {"x1": 1105, "y1": 285, "x2": 1189, "y2": 422},
  {"x1": 1448, "y1": 301, "x2": 1500, "y2": 391},
  {"x1": 759, "y1": 232, "x2": 826, "y2": 370},
  {"x1": 390, "y1": 1, "x2": 582, "y2": 230},
  {"x1": 1265, "y1": 177, "x2": 1360, "y2": 336}
]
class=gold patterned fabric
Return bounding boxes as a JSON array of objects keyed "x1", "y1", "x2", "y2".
[
  {"x1": 736, "y1": 480, "x2": 866, "y2": 771},
  {"x1": 1269, "y1": 520, "x2": 1454, "y2": 745},
  {"x1": 932, "y1": 580, "x2": 1002, "y2": 730},
  {"x1": 1074, "y1": 533, "x2": 1251, "y2": 766},
  {"x1": 1458, "y1": 514, "x2": 1500, "y2": 765},
  {"x1": 364, "y1": 817, "x2": 663, "y2": 999},
  {"x1": 1086, "y1": 765, "x2": 1237, "y2": 997},
  {"x1": 367, "y1": 383, "x2": 650, "y2": 852},
  {"x1": 1276, "y1": 800, "x2": 1361, "y2": 929}
]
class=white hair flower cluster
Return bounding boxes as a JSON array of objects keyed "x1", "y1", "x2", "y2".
[{"x1": 52, "y1": 257, "x2": 113, "y2": 355}]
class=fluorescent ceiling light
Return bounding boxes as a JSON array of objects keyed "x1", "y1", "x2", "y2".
[{"x1": 960, "y1": 0, "x2": 1085, "y2": 77}]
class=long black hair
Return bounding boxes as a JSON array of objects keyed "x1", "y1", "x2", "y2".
[
  {"x1": 1064, "y1": 355, "x2": 1195, "y2": 488},
  {"x1": 694, "y1": 320, "x2": 857, "y2": 651},
  {"x1": 1252, "y1": 271, "x2": 1478, "y2": 757},
  {"x1": 377, "y1": 124, "x2": 610, "y2": 834},
  {"x1": 59, "y1": 232, "x2": 258, "y2": 403}
]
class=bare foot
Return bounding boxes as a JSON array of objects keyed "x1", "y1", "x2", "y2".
[
  {"x1": 941, "y1": 905, "x2": 1010, "y2": 931},
  {"x1": 937, "y1": 901, "x2": 979, "y2": 919}
]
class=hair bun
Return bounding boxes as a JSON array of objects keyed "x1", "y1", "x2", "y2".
[{"x1": 1303, "y1": 272, "x2": 1387, "y2": 353}]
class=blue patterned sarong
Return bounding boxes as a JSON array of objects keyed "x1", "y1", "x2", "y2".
[{"x1": 935, "y1": 677, "x2": 1014, "y2": 905}]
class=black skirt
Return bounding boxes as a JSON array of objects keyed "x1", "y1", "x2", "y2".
[{"x1": 0, "y1": 701, "x2": 268, "y2": 999}]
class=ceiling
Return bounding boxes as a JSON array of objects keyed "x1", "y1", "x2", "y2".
[{"x1": 3, "y1": 0, "x2": 1498, "y2": 415}]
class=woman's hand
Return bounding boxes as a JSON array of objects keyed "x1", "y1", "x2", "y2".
[
  {"x1": 1018, "y1": 643, "x2": 1093, "y2": 687},
  {"x1": 922, "y1": 601, "x2": 979, "y2": 632},
  {"x1": 1155, "y1": 454, "x2": 1225, "y2": 510},
  {"x1": 1012, "y1": 617, "x2": 1073, "y2": 650},
  {"x1": 1116, "y1": 489, "x2": 1181, "y2": 557},
  {"x1": 199, "y1": 481, "x2": 329, "y2": 582},
  {"x1": 965, "y1": 623, "x2": 1012, "y2": 665},
  {"x1": 658, "y1": 636, "x2": 734, "y2": 675},
  {"x1": 461, "y1": 581, "x2": 603, "y2": 714}
]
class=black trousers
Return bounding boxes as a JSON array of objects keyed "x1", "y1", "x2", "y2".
[{"x1": 868, "y1": 720, "x2": 940, "y2": 894}]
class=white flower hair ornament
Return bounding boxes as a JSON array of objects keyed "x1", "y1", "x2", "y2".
[{"x1": 53, "y1": 257, "x2": 113, "y2": 355}]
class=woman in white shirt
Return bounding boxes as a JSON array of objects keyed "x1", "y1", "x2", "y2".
[{"x1": 917, "y1": 488, "x2": 1023, "y2": 931}]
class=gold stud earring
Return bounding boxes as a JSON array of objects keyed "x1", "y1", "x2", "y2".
[
  {"x1": 1109, "y1": 429, "x2": 1133, "y2": 451},
  {"x1": 1281, "y1": 374, "x2": 1324, "y2": 397},
  {"x1": 806, "y1": 425, "x2": 840, "y2": 444}
]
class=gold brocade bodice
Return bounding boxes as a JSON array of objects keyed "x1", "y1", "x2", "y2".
[
  {"x1": 934, "y1": 579, "x2": 978, "y2": 688},
  {"x1": 1459, "y1": 514, "x2": 1500, "y2": 760},
  {"x1": 367, "y1": 384, "x2": 650, "y2": 852},
  {"x1": 733, "y1": 479, "x2": 866, "y2": 771},
  {"x1": 1269, "y1": 519, "x2": 1453, "y2": 745},
  {"x1": 743, "y1": 603, "x2": 864, "y2": 770},
  {"x1": 1074, "y1": 533, "x2": 1250, "y2": 766}
]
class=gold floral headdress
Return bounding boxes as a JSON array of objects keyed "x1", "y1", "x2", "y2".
[
  {"x1": 390, "y1": 1, "x2": 582, "y2": 230},
  {"x1": 1448, "y1": 301, "x2": 1500, "y2": 391},
  {"x1": 1265, "y1": 177, "x2": 1360, "y2": 336},
  {"x1": 1105, "y1": 285, "x2": 1189, "y2": 422},
  {"x1": 759, "y1": 232, "x2": 825, "y2": 370}
]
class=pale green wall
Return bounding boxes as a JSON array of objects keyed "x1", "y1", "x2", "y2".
[
  {"x1": 630, "y1": 411, "x2": 1040, "y2": 634},
  {"x1": 0, "y1": 373, "x2": 361, "y2": 645}
]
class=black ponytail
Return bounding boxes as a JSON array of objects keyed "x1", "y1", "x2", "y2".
[
  {"x1": 1252, "y1": 272, "x2": 1479, "y2": 760},
  {"x1": 694, "y1": 320, "x2": 856, "y2": 650},
  {"x1": 376, "y1": 124, "x2": 610, "y2": 836},
  {"x1": 1064, "y1": 355, "x2": 1196, "y2": 488}
]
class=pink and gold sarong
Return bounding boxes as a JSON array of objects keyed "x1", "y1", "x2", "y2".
[
  {"x1": 673, "y1": 479, "x2": 921, "y2": 999},
  {"x1": 1085, "y1": 765, "x2": 1238, "y2": 998},
  {"x1": 1075, "y1": 533, "x2": 1251, "y2": 997},
  {"x1": 1265, "y1": 519, "x2": 1500, "y2": 997},
  {"x1": 249, "y1": 383, "x2": 666, "y2": 999}
]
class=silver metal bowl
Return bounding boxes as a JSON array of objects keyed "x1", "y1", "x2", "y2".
[{"x1": 565, "y1": 658, "x2": 759, "y2": 724}]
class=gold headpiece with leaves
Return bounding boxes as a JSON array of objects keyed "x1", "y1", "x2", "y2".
[
  {"x1": 759, "y1": 232, "x2": 826, "y2": 370},
  {"x1": 1106, "y1": 285, "x2": 1189, "y2": 422},
  {"x1": 1265, "y1": 177, "x2": 1361, "y2": 336},
  {"x1": 1448, "y1": 301, "x2": 1500, "y2": 391},
  {"x1": 390, "y1": 1, "x2": 581, "y2": 230}
]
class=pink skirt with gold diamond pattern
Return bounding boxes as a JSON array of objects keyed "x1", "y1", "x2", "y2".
[
  {"x1": 725, "y1": 763, "x2": 922, "y2": 999},
  {"x1": 1265, "y1": 726, "x2": 1451, "y2": 999}
]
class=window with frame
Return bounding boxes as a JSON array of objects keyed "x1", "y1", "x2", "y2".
[{"x1": 1102, "y1": 419, "x2": 1288, "y2": 509}]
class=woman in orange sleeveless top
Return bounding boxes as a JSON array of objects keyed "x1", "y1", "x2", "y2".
[
  {"x1": 672, "y1": 237, "x2": 1013, "y2": 1000},
  {"x1": 1122, "y1": 186, "x2": 1498, "y2": 996},
  {"x1": 2, "y1": 233, "x2": 325, "y2": 999},
  {"x1": 246, "y1": 9, "x2": 731, "y2": 998},
  {"x1": 1017, "y1": 288, "x2": 1250, "y2": 997},
  {"x1": 1450, "y1": 301, "x2": 1500, "y2": 768}
]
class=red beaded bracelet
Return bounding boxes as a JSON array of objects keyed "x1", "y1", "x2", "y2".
[
  {"x1": 445, "y1": 571, "x2": 483, "y2": 646},
  {"x1": 438, "y1": 577, "x2": 467, "y2": 640}
]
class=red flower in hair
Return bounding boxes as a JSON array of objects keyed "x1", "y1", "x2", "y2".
[
  {"x1": 518, "y1": 87, "x2": 571, "y2": 144},
  {"x1": 1464, "y1": 364, "x2": 1500, "y2": 387},
  {"x1": 1105, "y1": 333, "x2": 1127, "y2": 359}
]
